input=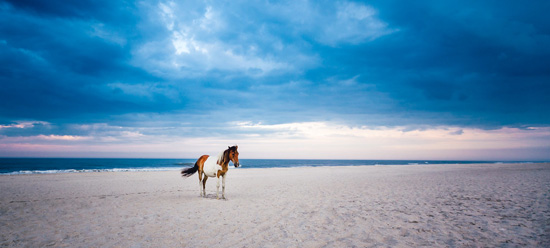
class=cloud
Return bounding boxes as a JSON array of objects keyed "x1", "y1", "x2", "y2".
[
  {"x1": 317, "y1": 1, "x2": 398, "y2": 45},
  {"x1": 131, "y1": 0, "x2": 398, "y2": 79},
  {"x1": 319, "y1": 0, "x2": 550, "y2": 128},
  {"x1": 130, "y1": 0, "x2": 317, "y2": 79},
  {"x1": 37, "y1": 135, "x2": 88, "y2": 141},
  {"x1": 224, "y1": 122, "x2": 550, "y2": 160},
  {"x1": 449, "y1": 129, "x2": 464, "y2": 136},
  {"x1": 0, "y1": 1, "x2": 163, "y2": 122},
  {"x1": 0, "y1": 121, "x2": 50, "y2": 129},
  {"x1": 2, "y1": 120, "x2": 548, "y2": 160},
  {"x1": 1, "y1": 0, "x2": 549, "y2": 159}
]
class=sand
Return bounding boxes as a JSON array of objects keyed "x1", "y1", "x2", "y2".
[{"x1": 1, "y1": 163, "x2": 549, "y2": 247}]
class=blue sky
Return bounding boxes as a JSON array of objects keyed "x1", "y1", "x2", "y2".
[{"x1": 1, "y1": 0, "x2": 549, "y2": 160}]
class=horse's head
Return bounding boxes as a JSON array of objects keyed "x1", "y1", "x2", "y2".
[{"x1": 229, "y1": 145, "x2": 240, "y2": 168}]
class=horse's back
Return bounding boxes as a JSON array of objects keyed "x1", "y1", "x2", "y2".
[
  {"x1": 202, "y1": 156, "x2": 221, "y2": 177},
  {"x1": 197, "y1": 155, "x2": 209, "y2": 166}
]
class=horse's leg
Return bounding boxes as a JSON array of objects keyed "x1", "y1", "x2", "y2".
[
  {"x1": 222, "y1": 174, "x2": 226, "y2": 199},
  {"x1": 199, "y1": 171, "x2": 206, "y2": 196},
  {"x1": 202, "y1": 176, "x2": 208, "y2": 197},
  {"x1": 216, "y1": 176, "x2": 220, "y2": 200}
]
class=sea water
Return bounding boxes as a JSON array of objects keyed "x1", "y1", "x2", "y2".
[{"x1": 0, "y1": 158, "x2": 540, "y2": 175}]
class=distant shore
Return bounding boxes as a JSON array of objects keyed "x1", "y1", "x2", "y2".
[{"x1": 1, "y1": 163, "x2": 549, "y2": 247}]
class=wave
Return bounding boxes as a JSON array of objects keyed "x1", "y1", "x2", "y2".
[
  {"x1": 493, "y1": 161, "x2": 537, "y2": 164},
  {"x1": 174, "y1": 162, "x2": 195, "y2": 166},
  {"x1": 2, "y1": 167, "x2": 182, "y2": 175}
]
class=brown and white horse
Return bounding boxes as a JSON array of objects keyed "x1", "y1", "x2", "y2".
[{"x1": 181, "y1": 146, "x2": 240, "y2": 199}]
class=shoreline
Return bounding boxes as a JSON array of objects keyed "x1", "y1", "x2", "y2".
[
  {"x1": 1, "y1": 163, "x2": 549, "y2": 247},
  {"x1": 1, "y1": 161, "x2": 548, "y2": 176}
]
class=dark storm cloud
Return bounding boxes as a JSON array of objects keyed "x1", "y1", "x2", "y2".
[
  {"x1": 0, "y1": 0, "x2": 183, "y2": 123},
  {"x1": 4, "y1": 0, "x2": 111, "y2": 17},
  {"x1": 0, "y1": 0, "x2": 549, "y2": 133},
  {"x1": 312, "y1": 0, "x2": 550, "y2": 127}
]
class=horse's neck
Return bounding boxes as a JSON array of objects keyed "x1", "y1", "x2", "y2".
[
  {"x1": 216, "y1": 152, "x2": 224, "y2": 164},
  {"x1": 216, "y1": 151, "x2": 229, "y2": 168},
  {"x1": 214, "y1": 151, "x2": 229, "y2": 175}
]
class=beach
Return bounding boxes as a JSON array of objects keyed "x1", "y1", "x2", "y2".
[{"x1": 1, "y1": 163, "x2": 549, "y2": 247}]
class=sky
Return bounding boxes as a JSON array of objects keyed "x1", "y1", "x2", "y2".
[{"x1": 1, "y1": 0, "x2": 549, "y2": 160}]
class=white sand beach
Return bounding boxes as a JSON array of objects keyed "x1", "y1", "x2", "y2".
[{"x1": 1, "y1": 163, "x2": 549, "y2": 247}]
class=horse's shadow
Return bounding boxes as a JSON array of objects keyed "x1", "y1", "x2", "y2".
[{"x1": 200, "y1": 194, "x2": 228, "y2": 200}]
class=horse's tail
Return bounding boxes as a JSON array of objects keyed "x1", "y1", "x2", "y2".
[{"x1": 181, "y1": 162, "x2": 198, "y2": 177}]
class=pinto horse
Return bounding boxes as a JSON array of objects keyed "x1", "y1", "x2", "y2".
[{"x1": 181, "y1": 146, "x2": 240, "y2": 199}]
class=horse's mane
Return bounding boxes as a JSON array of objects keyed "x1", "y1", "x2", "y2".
[{"x1": 217, "y1": 145, "x2": 238, "y2": 165}]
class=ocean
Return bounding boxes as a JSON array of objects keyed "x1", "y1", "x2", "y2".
[{"x1": 0, "y1": 158, "x2": 539, "y2": 175}]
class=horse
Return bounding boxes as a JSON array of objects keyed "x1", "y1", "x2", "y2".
[{"x1": 181, "y1": 146, "x2": 240, "y2": 199}]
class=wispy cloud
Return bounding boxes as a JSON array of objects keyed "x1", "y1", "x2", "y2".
[
  {"x1": 317, "y1": 1, "x2": 398, "y2": 45},
  {"x1": 2, "y1": 120, "x2": 548, "y2": 160}
]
